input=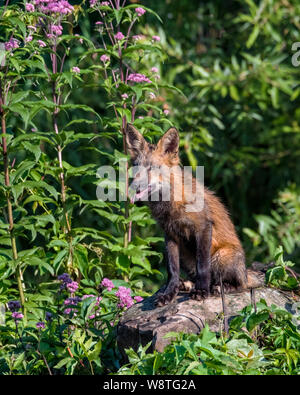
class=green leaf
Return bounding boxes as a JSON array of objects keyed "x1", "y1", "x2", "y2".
[
  {"x1": 246, "y1": 311, "x2": 269, "y2": 331},
  {"x1": 246, "y1": 25, "x2": 260, "y2": 48}
]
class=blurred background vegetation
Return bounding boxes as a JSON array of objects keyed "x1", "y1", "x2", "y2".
[
  {"x1": 2, "y1": 0, "x2": 300, "y2": 295},
  {"x1": 75, "y1": 0, "x2": 300, "y2": 270},
  {"x1": 140, "y1": 0, "x2": 300, "y2": 266},
  {"x1": 1, "y1": 0, "x2": 300, "y2": 375}
]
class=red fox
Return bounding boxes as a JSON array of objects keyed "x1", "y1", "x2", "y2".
[{"x1": 125, "y1": 124, "x2": 259, "y2": 306}]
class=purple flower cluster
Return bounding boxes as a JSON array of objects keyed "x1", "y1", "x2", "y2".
[
  {"x1": 36, "y1": 321, "x2": 46, "y2": 329},
  {"x1": 135, "y1": 7, "x2": 146, "y2": 17},
  {"x1": 58, "y1": 272, "x2": 72, "y2": 290},
  {"x1": 152, "y1": 35, "x2": 160, "y2": 42},
  {"x1": 5, "y1": 38, "x2": 19, "y2": 51},
  {"x1": 28, "y1": 0, "x2": 74, "y2": 15},
  {"x1": 100, "y1": 54, "x2": 110, "y2": 63},
  {"x1": 25, "y1": 3, "x2": 35, "y2": 12},
  {"x1": 8, "y1": 301, "x2": 23, "y2": 321},
  {"x1": 127, "y1": 73, "x2": 152, "y2": 84},
  {"x1": 115, "y1": 32, "x2": 125, "y2": 41},
  {"x1": 64, "y1": 296, "x2": 81, "y2": 305},
  {"x1": 12, "y1": 312, "x2": 24, "y2": 320},
  {"x1": 115, "y1": 286, "x2": 134, "y2": 309},
  {"x1": 72, "y1": 66, "x2": 80, "y2": 74},
  {"x1": 58, "y1": 273, "x2": 79, "y2": 293},
  {"x1": 66, "y1": 281, "x2": 79, "y2": 293},
  {"x1": 8, "y1": 300, "x2": 21, "y2": 312},
  {"x1": 63, "y1": 307, "x2": 78, "y2": 315},
  {"x1": 46, "y1": 24, "x2": 63, "y2": 39},
  {"x1": 90, "y1": 0, "x2": 109, "y2": 7},
  {"x1": 38, "y1": 40, "x2": 47, "y2": 48},
  {"x1": 101, "y1": 278, "x2": 114, "y2": 291}
]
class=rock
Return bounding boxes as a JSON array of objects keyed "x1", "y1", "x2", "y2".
[{"x1": 117, "y1": 284, "x2": 300, "y2": 357}]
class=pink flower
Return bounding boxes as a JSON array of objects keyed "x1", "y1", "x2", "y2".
[
  {"x1": 132, "y1": 35, "x2": 142, "y2": 41},
  {"x1": 63, "y1": 308, "x2": 78, "y2": 315},
  {"x1": 135, "y1": 7, "x2": 146, "y2": 17},
  {"x1": 100, "y1": 54, "x2": 110, "y2": 63},
  {"x1": 95, "y1": 21, "x2": 103, "y2": 25},
  {"x1": 12, "y1": 312, "x2": 24, "y2": 320},
  {"x1": 64, "y1": 296, "x2": 81, "y2": 305},
  {"x1": 5, "y1": 38, "x2": 19, "y2": 51},
  {"x1": 36, "y1": 321, "x2": 45, "y2": 329},
  {"x1": 127, "y1": 73, "x2": 151, "y2": 84},
  {"x1": 66, "y1": 280, "x2": 79, "y2": 292},
  {"x1": 25, "y1": 35, "x2": 33, "y2": 43},
  {"x1": 116, "y1": 286, "x2": 134, "y2": 309},
  {"x1": 164, "y1": 109, "x2": 170, "y2": 115},
  {"x1": 121, "y1": 93, "x2": 128, "y2": 99},
  {"x1": 90, "y1": 0, "x2": 98, "y2": 6},
  {"x1": 148, "y1": 92, "x2": 156, "y2": 99},
  {"x1": 100, "y1": 1, "x2": 110, "y2": 5},
  {"x1": 134, "y1": 296, "x2": 143, "y2": 302},
  {"x1": 35, "y1": 0, "x2": 73, "y2": 15},
  {"x1": 72, "y1": 66, "x2": 80, "y2": 74},
  {"x1": 25, "y1": 3, "x2": 35, "y2": 12},
  {"x1": 50, "y1": 24, "x2": 63, "y2": 36},
  {"x1": 115, "y1": 32, "x2": 125, "y2": 41},
  {"x1": 28, "y1": 25, "x2": 37, "y2": 32},
  {"x1": 101, "y1": 278, "x2": 114, "y2": 291},
  {"x1": 152, "y1": 35, "x2": 160, "y2": 42},
  {"x1": 151, "y1": 67, "x2": 159, "y2": 73},
  {"x1": 38, "y1": 40, "x2": 46, "y2": 47}
]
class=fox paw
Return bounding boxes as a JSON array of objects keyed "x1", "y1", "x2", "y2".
[
  {"x1": 190, "y1": 288, "x2": 209, "y2": 301},
  {"x1": 156, "y1": 289, "x2": 178, "y2": 307}
]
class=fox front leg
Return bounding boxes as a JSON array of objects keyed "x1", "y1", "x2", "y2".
[
  {"x1": 156, "y1": 236, "x2": 180, "y2": 306},
  {"x1": 190, "y1": 223, "x2": 212, "y2": 301}
]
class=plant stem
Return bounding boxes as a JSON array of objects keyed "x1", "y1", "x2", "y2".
[
  {"x1": 51, "y1": 44, "x2": 73, "y2": 273},
  {"x1": 0, "y1": 89, "x2": 26, "y2": 311}
]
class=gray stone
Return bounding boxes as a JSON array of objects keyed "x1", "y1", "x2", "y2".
[{"x1": 117, "y1": 280, "x2": 300, "y2": 356}]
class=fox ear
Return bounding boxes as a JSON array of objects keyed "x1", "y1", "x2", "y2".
[
  {"x1": 125, "y1": 124, "x2": 148, "y2": 161},
  {"x1": 157, "y1": 127, "x2": 179, "y2": 156}
]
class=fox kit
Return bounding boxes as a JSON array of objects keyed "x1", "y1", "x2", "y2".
[{"x1": 125, "y1": 124, "x2": 255, "y2": 306}]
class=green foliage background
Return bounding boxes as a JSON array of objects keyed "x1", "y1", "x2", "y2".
[{"x1": 0, "y1": 0, "x2": 299, "y2": 375}]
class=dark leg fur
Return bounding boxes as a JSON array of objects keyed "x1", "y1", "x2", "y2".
[
  {"x1": 190, "y1": 222, "x2": 212, "y2": 301},
  {"x1": 156, "y1": 236, "x2": 180, "y2": 306}
]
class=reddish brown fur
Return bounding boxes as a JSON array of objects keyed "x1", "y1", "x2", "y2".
[{"x1": 125, "y1": 124, "x2": 252, "y2": 305}]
